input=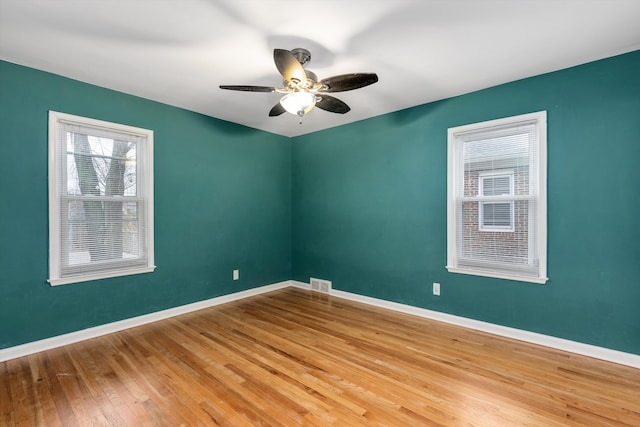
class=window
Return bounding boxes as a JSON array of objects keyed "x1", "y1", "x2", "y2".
[
  {"x1": 48, "y1": 111, "x2": 154, "y2": 285},
  {"x1": 479, "y1": 171, "x2": 514, "y2": 232},
  {"x1": 447, "y1": 111, "x2": 547, "y2": 283}
]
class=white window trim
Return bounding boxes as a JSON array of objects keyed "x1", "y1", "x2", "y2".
[
  {"x1": 48, "y1": 111, "x2": 155, "y2": 286},
  {"x1": 478, "y1": 170, "x2": 515, "y2": 232},
  {"x1": 446, "y1": 111, "x2": 548, "y2": 284}
]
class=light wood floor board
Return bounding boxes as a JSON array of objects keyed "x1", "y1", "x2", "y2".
[{"x1": 2, "y1": 287, "x2": 639, "y2": 426}]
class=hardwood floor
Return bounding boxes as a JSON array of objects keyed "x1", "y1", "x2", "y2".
[{"x1": 2, "y1": 287, "x2": 639, "y2": 426}]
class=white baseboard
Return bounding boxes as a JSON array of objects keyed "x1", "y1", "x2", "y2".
[
  {"x1": 3, "y1": 280, "x2": 639, "y2": 369},
  {"x1": 290, "y1": 280, "x2": 640, "y2": 369},
  {"x1": 0, "y1": 281, "x2": 292, "y2": 363}
]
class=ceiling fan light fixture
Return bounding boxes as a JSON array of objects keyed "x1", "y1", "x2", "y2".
[
  {"x1": 220, "y1": 48, "x2": 378, "y2": 118},
  {"x1": 280, "y1": 91, "x2": 317, "y2": 117}
]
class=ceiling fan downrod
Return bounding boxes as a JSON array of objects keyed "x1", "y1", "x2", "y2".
[{"x1": 290, "y1": 48, "x2": 311, "y2": 67}]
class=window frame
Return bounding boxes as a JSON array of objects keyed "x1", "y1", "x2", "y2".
[
  {"x1": 446, "y1": 111, "x2": 547, "y2": 284},
  {"x1": 48, "y1": 111, "x2": 155, "y2": 286}
]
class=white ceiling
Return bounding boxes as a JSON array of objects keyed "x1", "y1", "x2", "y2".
[{"x1": 1, "y1": 1, "x2": 639, "y2": 138}]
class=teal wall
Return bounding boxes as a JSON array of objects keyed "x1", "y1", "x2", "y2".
[
  {"x1": 2, "y1": 51, "x2": 639, "y2": 356},
  {"x1": 292, "y1": 50, "x2": 640, "y2": 355},
  {"x1": 0, "y1": 61, "x2": 292, "y2": 349}
]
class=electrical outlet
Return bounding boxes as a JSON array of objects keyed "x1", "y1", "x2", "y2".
[
  {"x1": 433, "y1": 282, "x2": 440, "y2": 296},
  {"x1": 233, "y1": 269, "x2": 239, "y2": 280}
]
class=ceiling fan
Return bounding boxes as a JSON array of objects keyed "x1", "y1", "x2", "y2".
[{"x1": 220, "y1": 48, "x2": 378, "y2": 119}]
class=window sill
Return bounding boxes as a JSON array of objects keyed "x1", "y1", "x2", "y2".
[
  {"x1": 446, "y1": 266, "x2": 548, "y2": 284},
  {"x1": 48, "y1": 265, "x2": 156, "y2": 286}
]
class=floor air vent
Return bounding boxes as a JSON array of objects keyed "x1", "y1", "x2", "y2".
[{"x1": 310, "y1": 277, "x2": 332, "y2": 294}]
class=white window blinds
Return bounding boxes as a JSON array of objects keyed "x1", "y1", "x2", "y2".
[
  {"x1": 447, "y1": 112, "x2": 547, "y2": 283},
  {"x1": 48, "y1": 112, "x2": 155, "y2": 285}
]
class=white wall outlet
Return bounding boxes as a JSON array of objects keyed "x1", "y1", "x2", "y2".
[
  {"x1": 433, "y1": 282, "x2": 441, "y2": 296},
  {"x1": 233, "y1": 269, "x2": 239, "y2": 280}
]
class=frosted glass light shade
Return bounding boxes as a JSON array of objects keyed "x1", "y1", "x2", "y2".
[{"x1": 280, "y1": 92, "x2": 317, "y2": 116}]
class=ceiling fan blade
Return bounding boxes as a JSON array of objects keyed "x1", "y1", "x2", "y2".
[
  {"x1": 268, "y1": 102, "x2": 286, "y2": 117},
  {"x1": 315, "y1": 95, "x2": 351, "y2": 114},
  {"x1": 219, "y1": 85, "x2": 276, "y2": 92},
  {"x1": 319, "y1": 73, "x2": 378, "y2": 92},
  {"x1": 274, "y1": 49, "x2": 306, "y2": 83}
]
